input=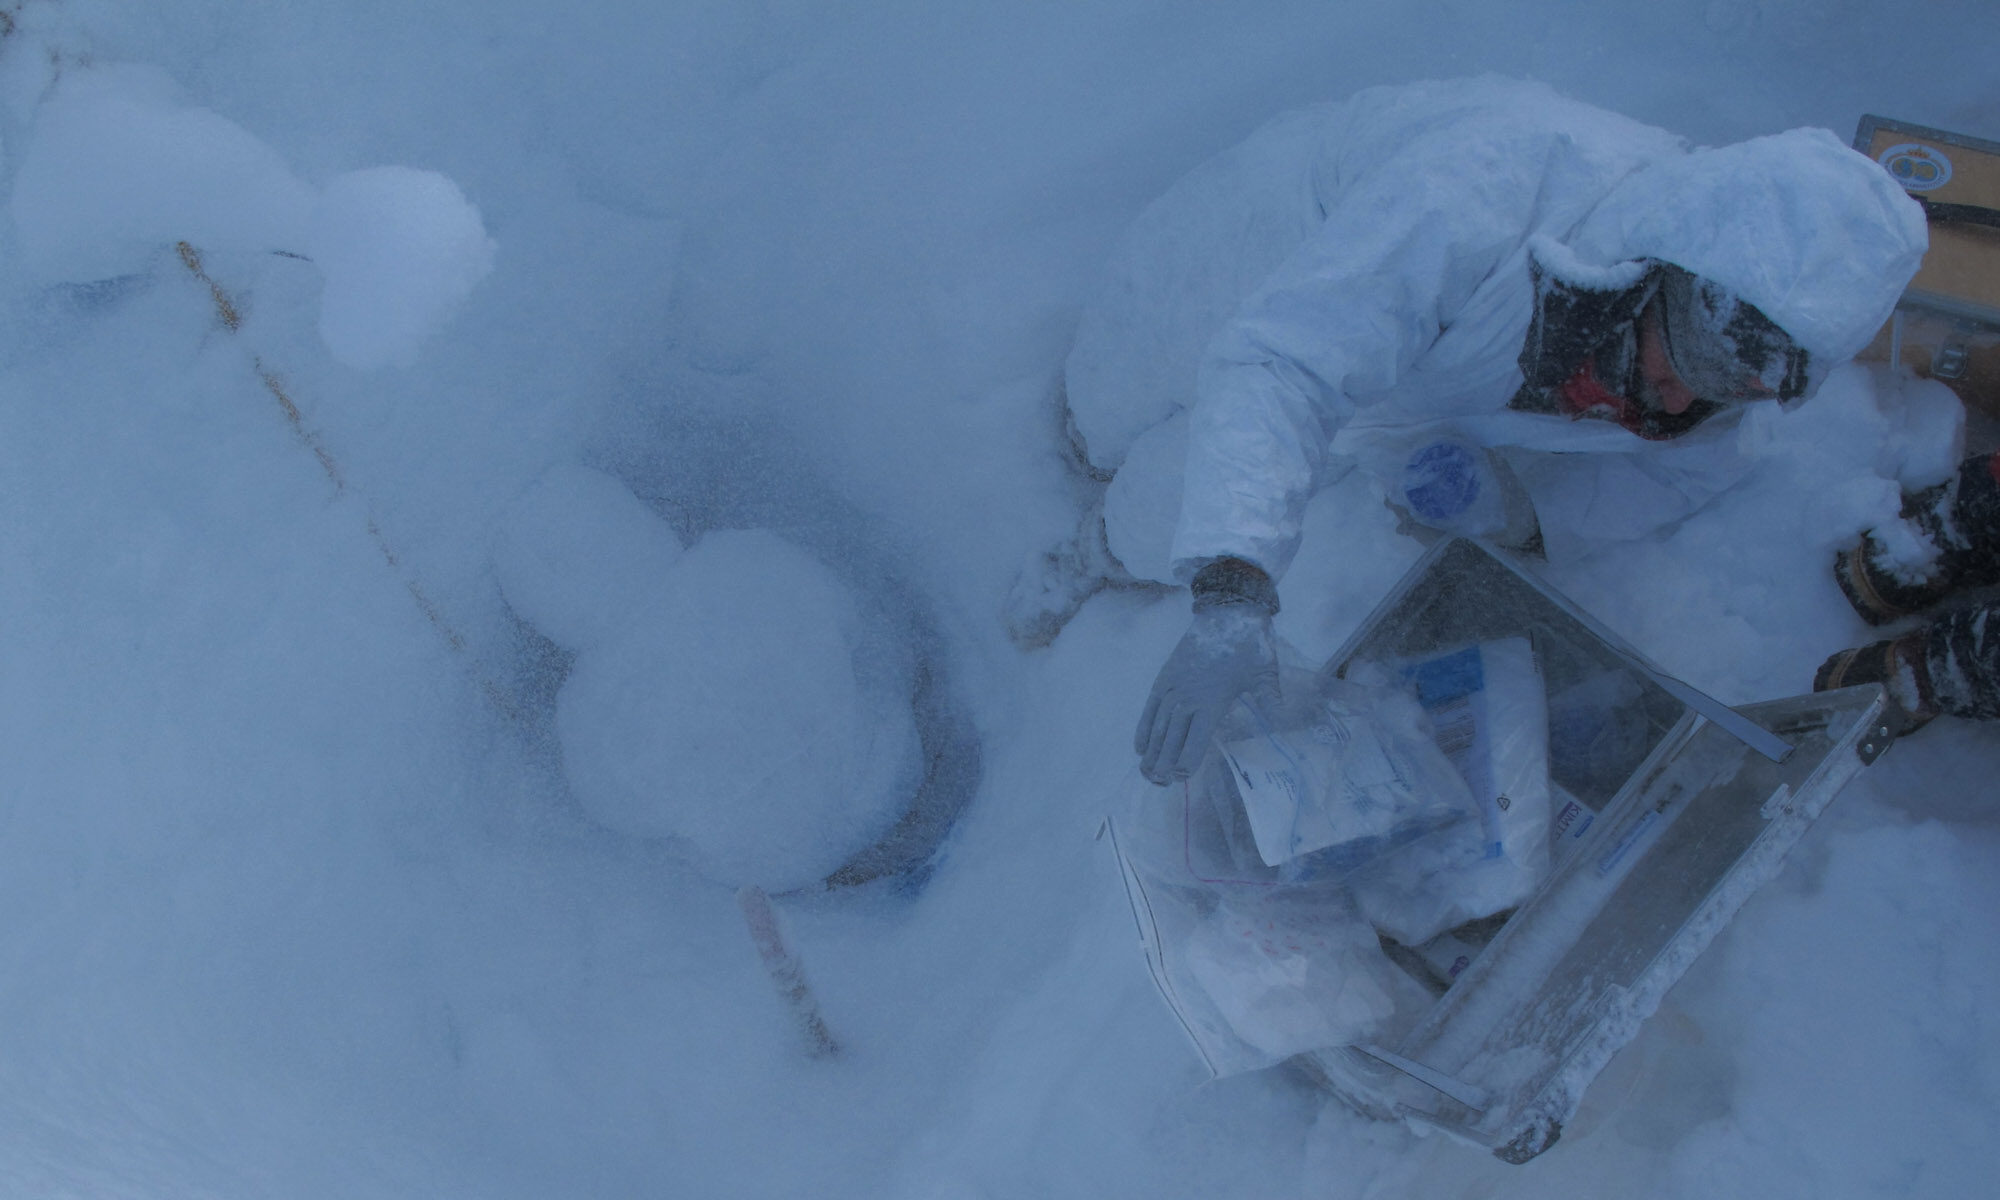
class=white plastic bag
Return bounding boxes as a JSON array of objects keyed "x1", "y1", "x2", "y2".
[
  {"x1": 1217, "y1": 675, "x2": 1474, "y2": 878},
  {"x1": 1181, "y1": 891, "x2": 1399, "y2": 1065},
  {"x1": 1105, "y1": 763, "x2": 1419, "y2": 1077},
  {"x1": 1346, "y1": 638, "x2": 1554, "y2": 945}
]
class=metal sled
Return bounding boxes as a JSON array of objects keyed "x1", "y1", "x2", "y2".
[
  {"x1": 1113, "y1": 538, "x2": 1892, "y2": 1162},
  {"x1": 1292, "y1": 539, "x2": 1891, "y2": 1160}
]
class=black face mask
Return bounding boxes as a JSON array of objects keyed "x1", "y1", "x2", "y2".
[
  {"x1": 1515, "y1": 260, "x2": 1715, "y2": 438},
  {"x1": 1515, "y1": 258, "x2": 1808, "y2": 439},
  {"x1": 1517, "y1": 260, "x2": 1652, "y2": 392}
]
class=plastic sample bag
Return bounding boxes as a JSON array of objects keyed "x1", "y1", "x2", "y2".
[
  {"x1": 1345, "y1": 638, "x2": 1555, "y2": 945},
  {"x1": 1106, "y1": 761, "x2": 1421, "y2": 1077},
  {"x1": 1218, "y1": 675, "x2": 1475, "y2": 876},
  {"x1": 1106, "y1": 670, "x2": 1473, "y2": 1076}
]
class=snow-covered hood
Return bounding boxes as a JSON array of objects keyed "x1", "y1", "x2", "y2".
[{"x1": 1566, "y1": 127, "x2": 1927, "y2": 361}]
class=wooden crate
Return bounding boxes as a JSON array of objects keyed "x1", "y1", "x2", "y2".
[{"x1": 1853, "y1": 116, "x2": 2000, "y2": 419}]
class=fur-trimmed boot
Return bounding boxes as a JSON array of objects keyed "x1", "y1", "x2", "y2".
[
  {"x1": 1004, "y1": 501, "x2": 1162, "y2": 649},
  {"x1": 1835, "y1": 452, "x2": 2000, "y2": 625},
  {"x1": 1004, "y1": 378, "x2": 1171, "y2": 649},
  {"x1": 1814, "y1": 629, "x2": 1939, "y2": 733}
]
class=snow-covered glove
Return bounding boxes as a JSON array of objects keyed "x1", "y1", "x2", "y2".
[{"x1": 1134, "y1": 558, "x2": 1280, "y2": 785}]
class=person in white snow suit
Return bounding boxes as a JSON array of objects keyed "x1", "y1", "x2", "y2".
[{"x1": 1000, "y1": 78, "x2": 1931, "y2": 783}]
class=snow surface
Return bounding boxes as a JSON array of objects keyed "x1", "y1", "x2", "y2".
[{"x1": 0, "y1": 1, "x2": 1995, "y2": 1197}]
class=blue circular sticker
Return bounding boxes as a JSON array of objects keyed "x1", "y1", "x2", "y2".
[{"x1": 1878, "y1": 142, "x2": 1953, "y2": 192}]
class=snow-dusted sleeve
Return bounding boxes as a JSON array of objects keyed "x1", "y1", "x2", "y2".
[{"x1": 1170, "y1": 130, "x2": 1558, "y2": 581}]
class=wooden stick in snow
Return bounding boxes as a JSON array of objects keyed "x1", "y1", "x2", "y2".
[{"x1": 736, "y1": 885, "x2": 841, "y2": 1059}]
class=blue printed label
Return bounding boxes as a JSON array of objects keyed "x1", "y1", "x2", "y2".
[
  {"x1": 1403, "y1": 441, "x2": 1481, "y2": 523},
  {"x1": 1596, "y1": 810, "x2": 1658, "y2": 877}
]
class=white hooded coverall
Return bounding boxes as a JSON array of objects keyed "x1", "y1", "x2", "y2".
[{"x1": 1064, "y1": 77, "x2": 1928, "y2": 582}]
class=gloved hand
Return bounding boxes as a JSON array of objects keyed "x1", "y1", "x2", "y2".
[{"x1": 1134, "y1": 558, "x2": 1280, "y2": 785}]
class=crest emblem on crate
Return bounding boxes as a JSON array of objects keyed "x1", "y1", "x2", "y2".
[{"x1": 1875, "y1": 142, "x2": 1954, "y2": 191}]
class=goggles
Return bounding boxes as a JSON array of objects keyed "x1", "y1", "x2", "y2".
[{"x1": 1655, "y1": 265, "x2": 1824, "y2": 409}]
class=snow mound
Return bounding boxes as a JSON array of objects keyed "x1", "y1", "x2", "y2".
[
  {"x1": 556, "y1": 530, "x2": 921, "y2": 891},
  {"x1": 8, "y1": 63, "x2": 315, "y2": 281},
  {"x1": 6, "y1": 62, "x2": 493, "y2": 370},
  {"x1": 308, "y1": 166, "x2": 496, "y2": 370},
  {"x1": 493, "y1": 464, "x2": 686, "y2": 653}
]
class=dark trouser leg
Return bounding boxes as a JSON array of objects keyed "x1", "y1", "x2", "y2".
[
  {"x1": 1818, "y1": 598, "x2": 2000, "y2": 728},
  {"x1": 1923, "y1": 601, "x2": 2000, "y2": 720},
  {"x1": 1943, "y1": 451, "x2": 2000, "y2": 579}
]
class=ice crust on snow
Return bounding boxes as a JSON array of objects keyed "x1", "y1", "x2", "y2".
[{"x1": 556, "y1": 530, "x2": 921, "y2": 892}]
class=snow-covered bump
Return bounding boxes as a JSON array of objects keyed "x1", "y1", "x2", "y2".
[{"x1": 557, "y1": 530, "x2": 921, "y2": 891}]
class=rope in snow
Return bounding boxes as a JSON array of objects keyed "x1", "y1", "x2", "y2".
[
  {"x1": 737, "y1": 886, "x2": 842, "y2": 1058},
  {"x1": 174, "y1": 240, "x2": 516, "y2": 709},
  {"x1": 180, "y1": 242, "x2": 846, "y2": 1058}
]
